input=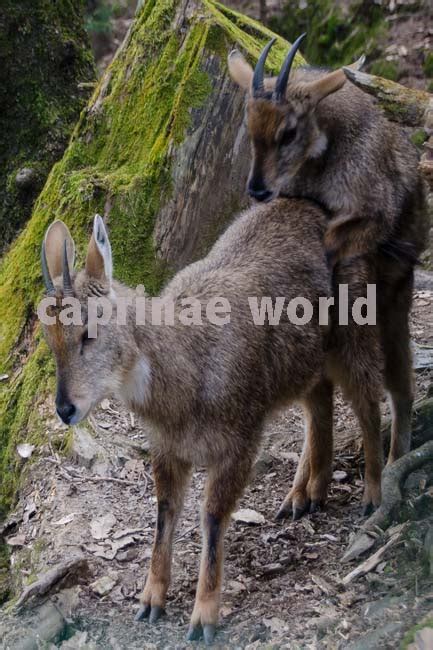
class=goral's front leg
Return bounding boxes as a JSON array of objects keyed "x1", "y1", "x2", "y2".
[
  {"x1": 135, "y1": 453, "x2": 191, "y2": 624},
  {"x1": 187, "y1": 456, "x2": 252, "y2": 645}
]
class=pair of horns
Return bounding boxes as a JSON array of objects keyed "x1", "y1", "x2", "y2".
[
  {"x1": 252, "y1": 33, "x2": 306, "y2": 100},
  {"x1": 41, "y1": 239, "x2": 73, "y2": 296}
]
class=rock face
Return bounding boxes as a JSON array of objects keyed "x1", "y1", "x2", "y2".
[
  {"x1": 0, "y1": 0, "x2": 95, "y2": 251},
  {"x1": 0, "y1": 0, "x2": 298, "y2": 514}
]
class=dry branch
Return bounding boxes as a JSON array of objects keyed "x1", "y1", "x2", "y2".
[
  {"x1": 14, "y1": 556, "x2": 89, "y2": 610},
  {"x1": 343, "y1": 441, "x2": 433, "y2": 562},
  {"x1": 343, "y1": 67, "x2": 432, "y2": 127},
  {"x1": 342, "y1": 530, "x2": 402, "y2": 584}
]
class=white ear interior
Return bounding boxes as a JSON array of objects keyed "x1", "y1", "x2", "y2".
[{"x1": 93, "y1": 214, "x2": 113, "y2": 281}]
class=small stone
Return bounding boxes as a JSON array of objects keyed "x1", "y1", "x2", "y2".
[
  {"x1": 90, "y1": 575, "x2": 117, "y2": 596},
  {"x1": 71, "y1": 426, "x2": 106, "y2": 469},
  {"x1": 332, "y1": 470, "x2": 348, "y2": 482},
  {"x1": 16, "y1": 443, "x2": 35, "y2": 458},
  {"x1": 117, "y1": 547, "x2": 139, "y2": 562},
  {"x1": 15, "y1": 167, "x2": 38, "y2": 190},
  {"x1": 232, "y1": 508, "x2": 265, "y2": 525},
  {"x1": 227, "y1": 580, "x2": 246, "y2": 593}
]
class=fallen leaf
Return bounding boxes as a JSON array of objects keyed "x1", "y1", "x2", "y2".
[
  {"x1": 100, "y1": 399, "x2": 111, "y2": 410},
  {"x1": 112, "y1": 527, "x2": 145, "y2": 540},
  {"x1": 7, "y1": 535, "x2": 26, "y2": 547},
  {"x1": 263, "y1": 617, "x2": 288, "y2": 634},
  {"x1": 231, "y1": 508, "x2": 265, "y2": 525},
  {"x1": 280, "y1": 451, "x2": 300, "y2": 462},
  {"x1": 53, "y1": 513, "x2": 76, "y2": 526},
  {"x1": 321, "y1": 533, "x2": 338, "y2": 542},
  {"x1": 90, "y1": 513, "x2": 117, "y2": 540},
  {"x1": 110, "y1": 535, "x2": 136, "y2": 554},
  {"x1": 17, "y1": 443, "x2": 35, "y2": 459}
]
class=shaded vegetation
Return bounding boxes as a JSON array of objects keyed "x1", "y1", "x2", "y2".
[
  {"x1": 269, "y1": 0, "x2": 387, "y2": 67},
  {"x1": 0, "y1": 0, "x2": 95, "y2": 252}
]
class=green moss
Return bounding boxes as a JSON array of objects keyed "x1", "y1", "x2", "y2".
[
  {"x1": 423, "y1": 52, "x2": 433, "y2": 78},
  {"x1": 401, "y1": 618, "x2": 433, "y2": 648},
  {"x1": 0, "y1": 0, "x2": 95, "y2": 251},
  {"x1": 0, "y1": 0, "x2": 291, "y2": 524},
  {"x1": 411, "y1": 129, "x2": 428, "y2": 149},
  {"x1": 370, "y1": 58, "x2": 399, "y2": 81},
  {"x1": 0, "y1": 542, "x2": 10, "y2": 604}
]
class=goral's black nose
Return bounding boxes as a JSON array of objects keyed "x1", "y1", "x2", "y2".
[
  {"x1": 56, "y1": 402, "x2": 76, "y2": 425},
  {"x1": 248, "y1": 187, "x2": 273, "y2": 202}
]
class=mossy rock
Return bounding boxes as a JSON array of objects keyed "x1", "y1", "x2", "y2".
[
  {"x1": 0, "y1": 1, "x2": 298, "y2": 516},
  {"x1": 0, "y1": 0, "x2": 95, "y2": 252}
]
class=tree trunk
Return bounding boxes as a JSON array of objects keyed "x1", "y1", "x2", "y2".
[
  {"x1": 0, "y1": 0, "x2": 95, "y2": 252},
  {"x1": 0, "y1": 1, "x2": 299, "y2": 515}
]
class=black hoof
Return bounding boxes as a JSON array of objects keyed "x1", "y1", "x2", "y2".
[
  {"x1": 134, "y1": 604, "x2": 151, "y2": 621},
  {"x1": 187, "y1": 623, "x2": 203, "y2": 641},
  {"x1": 276, "y1": 504, "x2": 292, "y2": 520},
  {"x1": 149, "y1": 605, "x2": 165, "y2": 624},
  {"x1": 309, "y1": 500, "x2": 322, "y2": 514},
  {"x1": 203, "y1": 624, "x2": 216, "y2": 645},
  {"x1": 362, "y1": 502, "x2": 376, "y2": 517},
  {"x1": 293, "y1": 500, "x2": 310, "y2": 521}
]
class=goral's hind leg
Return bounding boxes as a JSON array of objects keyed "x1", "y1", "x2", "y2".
[
  {"x1": 277, "y1": 378, "x2": 333, "y2": 521},
  {"x1": 135, "y1": 452, "x2": 191, "y2": 623},
  {"x1": 380, "y1": 270, "x2": 414, "y2": 464}
]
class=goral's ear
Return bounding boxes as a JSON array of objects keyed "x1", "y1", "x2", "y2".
[
  {"x1": 304, "y1": 54, "x2": 365, "y2": 106},
  {"x1": 43, "y1": 220, "x2": 75, "y2": 279},
  {"x1": 303, "y1": 69, "x2": 347, "y2": 105},
  {"x1": 228, "y1": 50, "x2": 254, "y2": 91},
  {"x1": 85, "y1": 214, "x2": 113, "y2": 282}
]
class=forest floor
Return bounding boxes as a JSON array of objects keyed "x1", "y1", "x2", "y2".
[{"x1": 0, "y1": 269, "x2": 432, "y2": 649}]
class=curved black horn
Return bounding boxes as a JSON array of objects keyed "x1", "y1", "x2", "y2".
[
  {"x1": 274, "y1": 32, "x2": 306, "y2": 101},
  {"x1": 62, "y1": 239, "x2": 73, "y2": 295},
  {"x1": 252, "y1": 37, "x2": 276, "y2": 97},
  {"x1": 41, "y1": 241, "x2": 55, "y2": 295}
]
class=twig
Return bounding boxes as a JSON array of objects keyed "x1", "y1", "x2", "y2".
[
  {"x1": 343, "y1": 441, "x2": 433, "y2": 562},
  {"x1": 175, "y1": 524, "x2": 200, "y2": 543},
  {"x1": 14, "y1": 557, "x2": 88, "y2": 610},
  {"x1": 342, "y1": 532, "x2": 401, "y2": 584}
]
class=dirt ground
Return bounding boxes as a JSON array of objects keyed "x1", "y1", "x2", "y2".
[
  {"x1": 1, "y1": 3, "x2": 432, "y2": 648},
  {"x1": 0, "y1": 270, "x2": 432, "y2": 650}
]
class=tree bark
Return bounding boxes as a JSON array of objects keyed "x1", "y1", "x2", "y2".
[
  {"x1": 0, "y1": 0, "x2": 95, "y2": 251},
  {"x1": 0, "y1": 0, "x2": 299, "y2": 516}
]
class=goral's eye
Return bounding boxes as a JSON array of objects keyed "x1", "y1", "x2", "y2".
[{"x1": 279, "y1": 127, "x2": 297, "y2": 147}]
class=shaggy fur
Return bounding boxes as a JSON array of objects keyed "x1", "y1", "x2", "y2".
[
  {"x1": 42, "y1": 202, "x2": 383, "y2": 639},
  {"x1": 228, "y1": 54, "x2": 429, "y2": 474}
]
